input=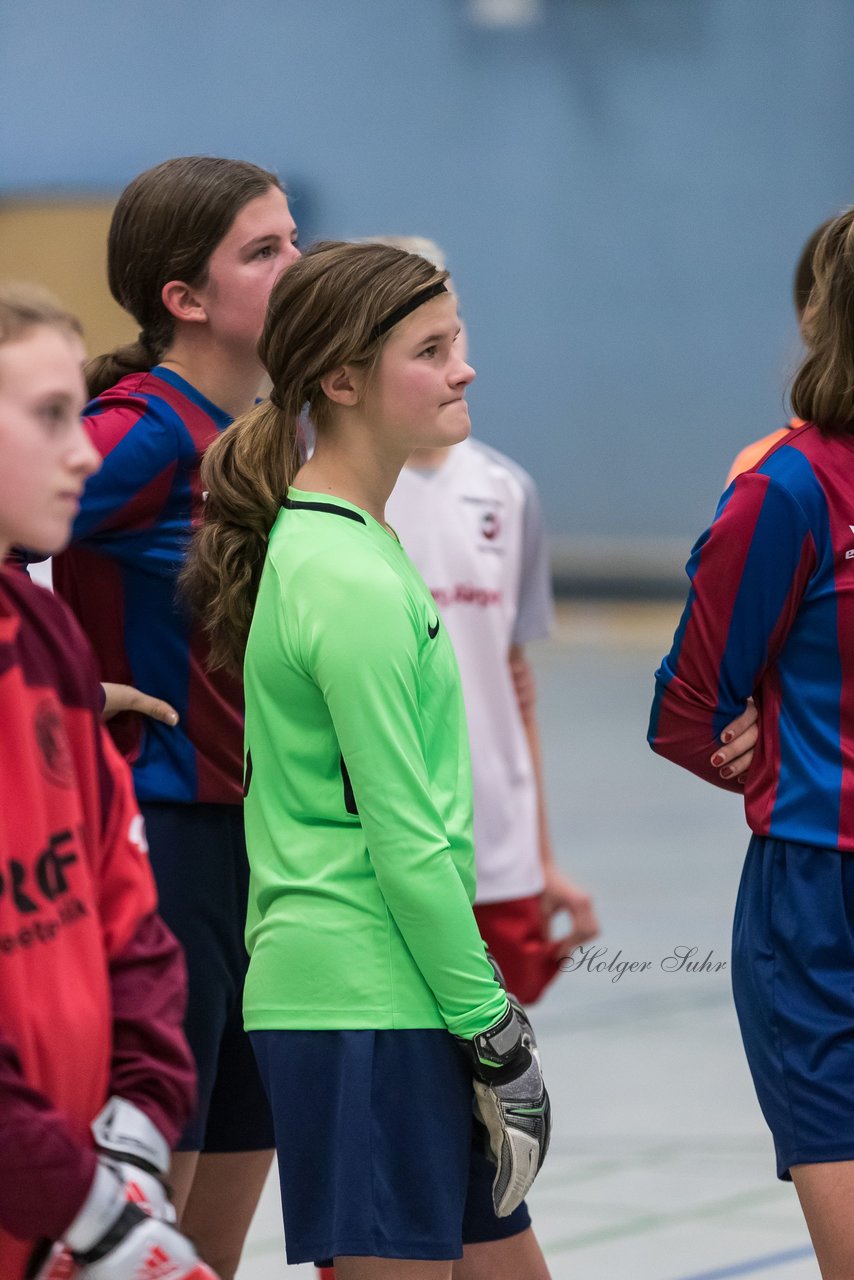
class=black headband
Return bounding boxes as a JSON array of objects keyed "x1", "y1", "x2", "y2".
[{"x1": 370, "y1": 281, "x2": 448, "y2": 341}]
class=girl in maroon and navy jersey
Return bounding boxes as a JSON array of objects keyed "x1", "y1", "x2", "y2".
[
  {"x1": 0, "y1": 289, "x2": 211, "y2": 1279},
  {"x1": 49, "y1": 158, "x2": 300, "y2": 1280},
  {"x1": 650, "y1": 210, "x2": 854, "y2": 1275}
]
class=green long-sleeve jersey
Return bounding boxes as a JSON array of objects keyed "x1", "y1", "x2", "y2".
[{"x1": 242, "y1": 489, "x2": 508, "y2": 1037}]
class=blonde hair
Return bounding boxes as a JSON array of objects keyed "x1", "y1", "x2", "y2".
[
  {"x1": 0, "y1": 282, "x2": 83, "y2": 350},
  {"x1": 181, "y1": 240, "x2": 448, "y2": 674},
  {"x1": 791, "y1": 210, "x2": 854, "y2": 434}
]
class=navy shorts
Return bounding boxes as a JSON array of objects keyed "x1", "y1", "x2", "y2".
[
  {"x1": 250, "y1": 1028, "x2": 531, "y2": 1265},
  {"x1": 732, "y1": 834, "x2": 854, "y2": 1180},
  {"x1": 141, "y1": 802, "x2": 274, "y2": 1153}
]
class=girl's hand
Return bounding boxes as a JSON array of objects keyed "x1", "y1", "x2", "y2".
[
  {"x1": 541, "y1": 865, "x2": 599, "y2": 961},
  {"x1": 710, "y1": 698, "x2": 758, "y2": 784},
  {"x1": 101, "y1": 683, "x2": 179, "y2": 726}
]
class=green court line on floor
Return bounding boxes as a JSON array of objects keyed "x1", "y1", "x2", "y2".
[
  {"x1": 544, "y1": 1184, "x2": 791, "y2": 1256},
  {"x1": 539, "y1": 1142, "x2": 775, "y2": 1185},
  {"x1": 239, "y1": 1146, "x2": 787, "y2": 1263},
  {"x1": 239, "y1": 1185, "x2": 793, "y2": 1263},
  {"x1": 533, "y1": 1194, "x2": 686, "y2": 1217},
  {"x1": 535, "y1": 1141, "x2": 693, "y2": 1188},
  {"x1": 537, "y1": 1134, "x2": 775, "y2": 1189},
  {"x1": 728, "y1": 1213, "x2": 807, "y2": 1233},
  {"x1": 546, "y1": 1135, "x2": 773, "y2": 1158}
]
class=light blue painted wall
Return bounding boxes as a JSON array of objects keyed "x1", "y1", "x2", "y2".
[{"x1": 2, "y1": 0, "x2": 852, "y2": 542}]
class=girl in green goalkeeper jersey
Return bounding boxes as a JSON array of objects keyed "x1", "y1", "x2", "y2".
[{"x1": 183, "y1": 242, "x2": 551, "y2": 1279}]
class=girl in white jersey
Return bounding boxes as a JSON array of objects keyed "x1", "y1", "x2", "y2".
[{"x1": 184, "y1": 242, "x2": 552, "y2": 1279}]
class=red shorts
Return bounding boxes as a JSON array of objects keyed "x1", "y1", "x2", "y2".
[{"x1": 473, "y1": 894, "x2": 561, "y2": 1005}]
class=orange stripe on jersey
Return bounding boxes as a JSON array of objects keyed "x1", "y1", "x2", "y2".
[{"x1": 726, "y1": 419, "x2": 806, "y2": 486}]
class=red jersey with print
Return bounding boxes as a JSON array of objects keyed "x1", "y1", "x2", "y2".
[
  {"x1": 52, "y1": 367, "x2": 244, "y2": 804},
  {"x1": 0, "y1": 568, "x2": 194, "y2": 1279}
]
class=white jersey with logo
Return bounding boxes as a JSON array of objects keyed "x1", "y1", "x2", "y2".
[{"x1": 387, "y1": 437, "x2": 554, "y2": 903}]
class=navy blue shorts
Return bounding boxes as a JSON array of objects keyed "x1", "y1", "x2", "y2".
[
  {"x1": 250, "y1": 1028, "x2": 531, "y2": 1265},
  {"x1": 141, "y1": 802, "x2": 274, "y2": 1154},
  {"x1": 732, "y1": 834, "x2": 854, "y2": 1180}
]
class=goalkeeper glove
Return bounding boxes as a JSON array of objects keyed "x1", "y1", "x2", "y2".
[
  {"x1": 456, "y1": 1002, "x2": 551, "y2": 1217},
  {"x1": 33, "y1": 1161, "x2": 218, "y2": 1280},
  {"x1": 90, "y1": 1096, "x2": 174, "y2": 1223}
]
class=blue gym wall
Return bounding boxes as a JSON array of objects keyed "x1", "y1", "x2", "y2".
[{"x1": 2, "y1": 0, "x2": 852, "y2": 553}]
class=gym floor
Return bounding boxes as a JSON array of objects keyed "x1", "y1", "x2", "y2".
[{"x1": 237, "y1": 603, "x2": 819, "y2": 1279}]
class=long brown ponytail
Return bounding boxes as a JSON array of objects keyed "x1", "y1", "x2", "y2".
[
  {"x1": 790, "y1": 209, "x2": 854, "y2": 435},
  {"x1": 182, "y1": 240, "x2": 448, "y2": 674},
  {"x1": 181, "y1": 399, "x2": 302, "y2": 675},
  {"x1": 86, "y1": 156, "x2": 281, "y2": 398}
]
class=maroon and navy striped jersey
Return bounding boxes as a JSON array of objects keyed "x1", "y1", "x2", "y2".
[
  {"x1": 52, "y1": 367, "x2": 244, "y2": 804},
  {"x1": 649, "y1": 421, "x2": 854, "y2": 851},
  {"x1": 0, "y1": 568, "x2": 193, "y2": 1278}
]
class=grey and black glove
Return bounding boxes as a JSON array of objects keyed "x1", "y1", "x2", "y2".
[{"x1": 456, "y1": 1001, "x2": 551, "y2": 1217}]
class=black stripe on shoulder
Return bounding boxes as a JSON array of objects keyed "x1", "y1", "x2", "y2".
[{"x1": 282, "y1": 498, "x2": 366, "y2": 524}]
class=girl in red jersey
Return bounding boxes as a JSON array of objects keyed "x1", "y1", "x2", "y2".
[
  {"x1": 49, "y1": 159, "x2": 300, "y2": 1280},
  {"x1": 0, "y1": 287, "x2": 211, "y2": 1278}
]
